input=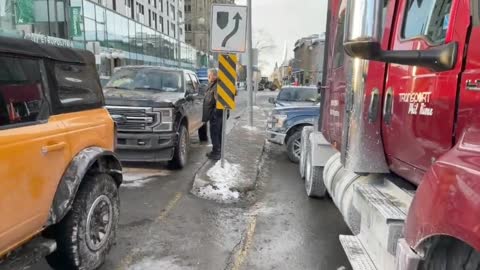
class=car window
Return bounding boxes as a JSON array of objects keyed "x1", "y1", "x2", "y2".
[
  {"x1": 402, "y1": 0, "x2": 452, "y2": 43},
  {"x1": 189, "y1": 74, "x2": 200, "y2": 91},
  {"x1": 277, "y1": 88, "x2": 319, "y2": 102},
  {"x1": 0, "y1": 56, "x2": 47, "y2": 127},
  {"x1": 185, "y1": 73, "x2": 195, "y2": 93},
  {"x1": 55, "y1": 63, "x2": 103, "y2": 109},
  {"x1": 333, "y1": 11, "x2": 346, "y2": 68},
  {"x1": 106, "y1": 69, "x2": 183, "y2": 92}
]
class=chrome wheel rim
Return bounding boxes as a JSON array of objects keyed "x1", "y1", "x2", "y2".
[
  {"x1": 293, "y1": 138, "x2": 302, "y2": 160},
  {"x1": 305, "y1": 156, "x2": 312, "y2": 194},
  {"x1": 86, "y1": 195, "x2": 113, "y2": 251}
]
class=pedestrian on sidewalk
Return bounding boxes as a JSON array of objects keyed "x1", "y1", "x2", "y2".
[{"x1": 202, "y1": 68, "x2": 223, "y2": 161}]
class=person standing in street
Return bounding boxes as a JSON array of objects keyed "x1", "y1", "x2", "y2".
[{"x1": 202, "y1": 68, "x2": 223, "y2": 161}]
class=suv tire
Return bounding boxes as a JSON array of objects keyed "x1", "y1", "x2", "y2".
[
  {"x1": 46, "y1": 173, "x2": 119, "y2": 270},
  {"x1": 198, "y1": 124, "x2": 209, "y2": 142},
  {"x1": 170, "y1": 124, "x2": 189, "y2": 169},
  {"x1": 287, "y1": 130, "x2": 302, "y2": 163}
]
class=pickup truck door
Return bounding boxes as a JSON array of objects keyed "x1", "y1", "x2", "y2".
[
  {"x1": 190, "y1": 74, "x2": 205, "y2": 127},
  {"x1": 382, "y1": 0, "x2": 470, "y2": 184},
  {"x1": 184, "y1": 73, "x2": 201, "y2": 133},
  {"x1": 0, "y1": 57, "x2": 70, "y2": 255}
]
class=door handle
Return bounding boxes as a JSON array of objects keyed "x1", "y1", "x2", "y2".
[
  {"x1": 383, "y1": 87, "x2": 394, "y2": 125},
  {"x1": 466, "y1": 80, "x2": 480, "y2": 91},
  {"x1": 368, "y1": 88, "x2": 380, "y2": 123},
  {"x1": 42, "y1": 142, "x2": 66, "y2": 155}
]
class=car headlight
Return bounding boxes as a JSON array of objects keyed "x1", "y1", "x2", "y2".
[
  {"x1": 269, "y1": 114, "x2": 288, "y2": 129},
  {"x1": 153, "y1": 108, "x2": 174, "y2": 131}
]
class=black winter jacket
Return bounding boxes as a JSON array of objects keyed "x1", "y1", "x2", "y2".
[{"x1": 202, "y1": 80, "x2": 217, "y2": 122}]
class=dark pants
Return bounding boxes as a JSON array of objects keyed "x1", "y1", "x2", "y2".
[{"x1": 209, "y1": 109, "x2": 223, "y2": 154}]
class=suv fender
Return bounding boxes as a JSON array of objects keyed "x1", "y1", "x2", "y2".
[{"x1": 47, "y1": 147, "x2": 122, "y2": 225}]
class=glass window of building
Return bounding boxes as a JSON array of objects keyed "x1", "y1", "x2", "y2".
[
  {"x1": 170, "y1": 4, "x2": 175, "y2": 19},
  {"x1": 159, "y1": 16, "x2": 164, "y2": 32},
  {"x1": 171, "y1": 22, "x2": 176, "y2": 38}
]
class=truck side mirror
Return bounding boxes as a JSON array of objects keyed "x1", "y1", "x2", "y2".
[{"x1": 343, "y1": 0, "x2": 457, "y2": 72}]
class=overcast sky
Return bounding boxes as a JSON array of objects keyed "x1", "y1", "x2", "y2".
[{"x1": 235, "y1": 0, "x2": 328, "y2": 75}]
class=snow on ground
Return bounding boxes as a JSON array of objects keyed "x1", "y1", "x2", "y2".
[
  {"x1": 129, "y1": 256, "x2": 192, "y2": 270},
  {"x1": 194, "y1": 160, "x2": 244, "y2": 203},
  {"x1": 122, "y1": 167, "x2": 171, "y2": 188},
  {"x1": 241, "y1": 125, "x2": 260, "y2": 132}
]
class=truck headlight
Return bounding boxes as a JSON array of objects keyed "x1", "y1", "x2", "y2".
[
  {"x1": 272, "y1": 114, "x2": 288, "y2": 129},
  {"x1": 153, "y1": 108, "x2": 174, "y2": 131}
]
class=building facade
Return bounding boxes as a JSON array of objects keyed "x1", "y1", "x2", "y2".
[
  {"x1": 292, "y1": 34, "x2": 325, "y2": 85},
  {"x1": 0, "y1": 0, "x2": 199, "y2": 76},
  {"x1": 184, "y1": 0, "x2": 234, "y2": 66}
]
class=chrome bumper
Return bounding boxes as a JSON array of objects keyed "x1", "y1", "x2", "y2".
[{"x1": 266, "y1": 130, "x2": 286, "y2": 145}]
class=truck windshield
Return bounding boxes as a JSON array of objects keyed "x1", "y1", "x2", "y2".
[
  {"x1": 106, "y1": 69, "x2": 183, "y2": 92},
  {"x1": 277, "y1": 87, "x2": 318, "y2": 102}
]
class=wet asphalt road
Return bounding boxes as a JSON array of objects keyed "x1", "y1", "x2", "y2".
[{"x1": 33, "y1": 91, "x2": 351, "y2": 270}]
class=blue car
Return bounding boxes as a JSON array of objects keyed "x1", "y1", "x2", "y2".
[{"x1": 266, "y1": 105, "x2": 320, "y2": 163}]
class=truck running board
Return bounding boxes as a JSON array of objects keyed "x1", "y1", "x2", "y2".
[{"x1": 339, "y1": 235, "x2": 377, "y2": 270}]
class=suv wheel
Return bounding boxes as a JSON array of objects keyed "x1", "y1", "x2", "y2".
[
  {"x1": 287, "y1": 130, "x2": 302, "y2": 163},
  {"x1": 46, "y1": 173, "x2": 119, "y2": 270},
  {"x1": 198, "y1": 124, "x2": 209, "y2": 142},
  {"x1": 170, "y1": 124, "x2": 189, "y2": 169}
]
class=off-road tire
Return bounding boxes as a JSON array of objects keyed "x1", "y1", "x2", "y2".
[
  {"x1": 170, "y1": 124, "x2": 189, "y2": 169},
  {"x1": 287, "y1": 130, "x2": 302, "y2": 163},
  {"x1": 421, "y1": 238, "x2": 480, "y2": 270},
  {"x1": 198, "y1": 124, "x2": 209, "y2": 142},
  {"x1": 46, "y1": 174, "x2": 119, "y2": 270},
  {"x1": 305, "y1": 153, "x2": 327, "y2": 198}
]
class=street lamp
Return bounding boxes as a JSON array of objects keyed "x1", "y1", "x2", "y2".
[{"x1": 177, "y1": 16, "x2": 206, "y2": 68}]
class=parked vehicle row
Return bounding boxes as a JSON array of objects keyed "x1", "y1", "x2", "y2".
[{"x1": 0, "y1": 37, "x2": 209, "y2": 270}]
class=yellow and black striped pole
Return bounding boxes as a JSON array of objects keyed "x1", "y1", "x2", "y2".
[{"x1": 216, "y1": 54, "x2": 237, "y2": 167}]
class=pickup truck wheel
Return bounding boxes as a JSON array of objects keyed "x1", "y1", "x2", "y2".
[
  {"x1": 46, "y1": 173, "x2": 119, "y2": 270},
  {"x1": 198, "y1": 124, "x2": 209, "y2": 142},
  {"x1": 305, "y1": 153, "x2": 327, "y2": 198},
  {"x1": 421, "y1": 239, "x2": 480, "y2": 270},
  {"x1": 287, "y1": 130, "x2": 302, "y2": 163},
  {"x1": 169, "y1": 124, "x2": 189, "y2": 169}
]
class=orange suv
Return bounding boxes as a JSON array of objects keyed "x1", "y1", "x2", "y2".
[{"x1": 0, "y1": 37, "x2": 122, "y2": 270}]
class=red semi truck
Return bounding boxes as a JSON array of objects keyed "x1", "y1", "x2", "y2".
[{"x1": 301, "y1": 0, "x2": 480, "y2": 268}]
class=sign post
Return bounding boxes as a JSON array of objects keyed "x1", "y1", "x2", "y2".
[{"x1": 210, "y1": 4, "x2": 246, "y2": 168}]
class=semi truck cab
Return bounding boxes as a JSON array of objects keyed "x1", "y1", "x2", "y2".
[{"x1": 303, "y1": 0, "x2": 480, "y2": 269}]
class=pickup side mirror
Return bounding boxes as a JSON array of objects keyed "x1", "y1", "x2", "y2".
[
  {"x1": 343, "y1": 0, "x2": 458, "y2": 72},
  {"x1": 268, "y1": 97, "x2": 276, "y2": 104}
]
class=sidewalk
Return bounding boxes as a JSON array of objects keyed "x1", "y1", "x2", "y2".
[{"x1": 191, "y1": 106, "x2": 268, "y2": 203}]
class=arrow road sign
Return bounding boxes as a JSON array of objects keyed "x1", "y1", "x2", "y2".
[
  {"x1": 211, "y1": 4, "x2": 247, "y2": 53},
  {"x1": 216, "y1": 54, "x2": 238, "y2": 110}
]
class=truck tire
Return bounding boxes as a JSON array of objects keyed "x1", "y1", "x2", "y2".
[
  {"x1": 305, "y1": 153, "x2": 327, "y2": 198},
  {"x1": 170, "y1": 124, "x2": 189, "y2": 169},
  {"x1": 287, "y1": 130, "x2": 302, "y2": 163},
  {"x1": 299, "y1": 127, "x2": 314, "y2": 179},
  {"x1": 46, "y1": 173, "x2": 119, "y2": 270},
  {"x1": 421, "y1": 238, "x2": 480, "y2": 270},
  {"x1": 198, "y1": 124, "x2": 209, "y2": 142}
]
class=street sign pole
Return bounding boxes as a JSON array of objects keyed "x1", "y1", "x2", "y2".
[
  {"x1": 221, "y1": 109, "x2": 228, "y2": 168},
  {"x1": 246, "y1": 0, "x2": 254, "y2": 127}
]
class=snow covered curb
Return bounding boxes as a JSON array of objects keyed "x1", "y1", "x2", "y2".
[{"x1": 191, "y1": 160, "x2": 245, "y2": 203}]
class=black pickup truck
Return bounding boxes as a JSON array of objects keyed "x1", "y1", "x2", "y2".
[{"x1": 104, "y1": 66, "x2": 208, "y2": 168}]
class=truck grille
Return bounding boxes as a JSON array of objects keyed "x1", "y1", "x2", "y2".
[{"x1": 106, "y1": 106, "x2": 160, "y2": 132}]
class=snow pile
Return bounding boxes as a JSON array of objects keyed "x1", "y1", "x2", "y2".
[
  {"x1": 194, "y1": 160, "x2": 244, "y2": 203},
  {"x1": 241, "y1": 125, "x2": 259, "y2": 132},
  {"x1": 129, "y1": 256, "x2": 191, "y2": 270}
]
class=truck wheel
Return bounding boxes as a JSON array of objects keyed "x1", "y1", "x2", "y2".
[
  {"x1": 305, "y1": 153, "x2": 327, "y2": 198},
  {"x1": 46, "y1": 174, "x2": 119, "y2": 270},
  {"x1": 170, "y1": 124, "x2": 189, "y2": 169},
  {"x1": 287, "y1": 130, "x2": 302, "y2": 163},
  {"x1": 421, "y1": 238, "x2": 480, "y2": 270},
  {"x1": 299, "y1": 127, "x2": 314, "y2": 179},
  {"x1": 198, "y1": 124, "x2": 209, "y2": 142}
]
